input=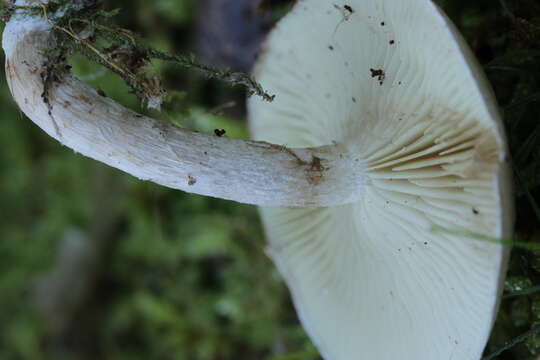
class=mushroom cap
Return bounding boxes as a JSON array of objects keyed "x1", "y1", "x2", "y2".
[{"x1": 248, "y1": 0, "x2": 513, "y2": 359}]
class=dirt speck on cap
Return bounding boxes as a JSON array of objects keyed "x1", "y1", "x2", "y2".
[
  {"x1": 370, "y1": 68, "x2": 386, "y2": 85},
  {"x1": 334, "y1": 4, "x2": 354, "y2": 21}
]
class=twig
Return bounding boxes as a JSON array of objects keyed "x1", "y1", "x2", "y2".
[
  {"x1": 483, "y1": 326, "x2": 540, "y2": 359},
  {"x1": 503, "y1": 285, "x2": 540, "y2": 299}
]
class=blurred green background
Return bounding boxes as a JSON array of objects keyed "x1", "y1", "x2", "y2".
[{"x1": 0, "y1": 0, "x2": 539, "y2": 359}]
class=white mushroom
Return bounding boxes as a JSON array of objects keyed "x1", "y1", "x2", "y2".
[
  {"x1": 248, "y1": 0, "x2": 513, "y2": 359},
  {"x1": 3, "y1": 0, "x2": 513, "y2": 359}
]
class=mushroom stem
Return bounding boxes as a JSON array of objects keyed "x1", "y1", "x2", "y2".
[{"x1": 3, "y1": 14, "x2": 365, "y2": 207}]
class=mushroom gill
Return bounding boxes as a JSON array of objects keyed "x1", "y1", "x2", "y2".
[{"x1": 364, "y1": 111, "x2": 501, "y2": 235}]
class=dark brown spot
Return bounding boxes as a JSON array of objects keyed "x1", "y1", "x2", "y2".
[
  {"x1": 352, "y1": 97, "x2": 357, "y2": 103},
  {"x1": 275, "y1": 147, "x2": 329, "y2": 185},
  {"x1": 389, "y1": 40, "x2": 395, "y2": 45},
  {"x1": 306, "y1": 156, "x2": 327, "y2": 185},
  {"x1": 328, "y1": 45, "x2": 334, "y2": 50},
  {"x1": 380, "y1": 21, "x2": 385, "y2": 26},
  {"x1": 334, "y1": 4, "x2": 354, "y2": 22},
  {"x1": 472, "y1": 208, "x2": 479, "y2": 215},
  {"x1": 370, "y1": 68, "x2": 386, "y2": 85},
  {"x1": 214, "y1": 129, "x2": 226, "y2": 137},
  {"x1": 77, "y1": 95, "x2": 92, "y2": 104},
  {"x1": 310, "y1": 156, "x2": 324, "y2": 172},
  {"x1": 188, "y1": 176, "x2": 197, "y2": 186},
  {"x1": 370, "y1": 68, "x2": 383, "y2": 77}
]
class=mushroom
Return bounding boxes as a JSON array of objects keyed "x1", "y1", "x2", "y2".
[
  {"x1": 248, "y1": 0, "x2": 513, "y2": 359},
  {"x1": 2, "y1": 0, "x2": 513, "y2": 360}
]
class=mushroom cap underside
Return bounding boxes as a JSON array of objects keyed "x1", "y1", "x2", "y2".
[{"x1": 248, "y1": 0, "x2": 513, "y2": 359}]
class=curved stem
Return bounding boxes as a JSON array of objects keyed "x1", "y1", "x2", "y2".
[{"x1": 2, "y1": 12, "x2": 365, "y2": 207}]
